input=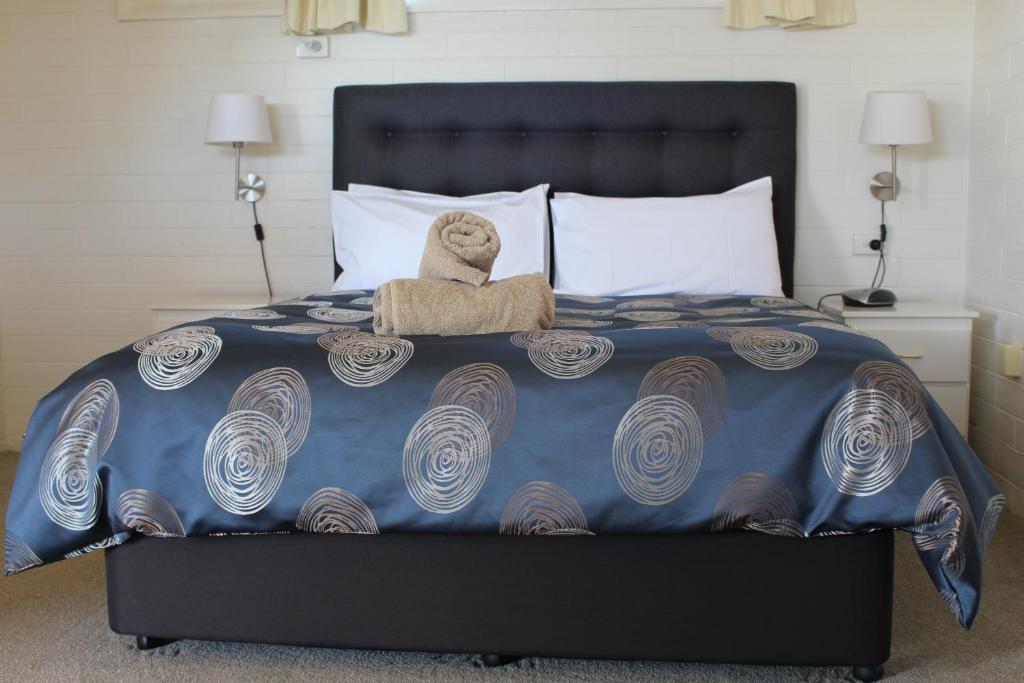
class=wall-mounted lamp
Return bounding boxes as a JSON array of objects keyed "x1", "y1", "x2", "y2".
[
  {"x1": 859, "y1": 90, "x2": 933, "y2": 201},
  {"x1": 205, "y1": 94, "x2": 274, "y2": 298},
  {"x1": 205, "y1": 93, "x2": 272, "y2": 201},
  {"x1": 842, "y1": 90, "x2": 933, "y2": 308}
]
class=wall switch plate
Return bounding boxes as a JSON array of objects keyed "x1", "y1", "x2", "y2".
[
  {"x1": 999, "y1": 342, "x2": 1023, "y2": 378},
  {"x1": 296, "y1": 37, "x2": 328, "y2": 58},
  {"x1": 853, "y1": 234, "x2": 878, "y2": 255}
]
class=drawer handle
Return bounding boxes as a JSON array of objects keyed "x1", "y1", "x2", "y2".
[{"x1": 897, "y1": 353, "x2": 924, "y2": 360}]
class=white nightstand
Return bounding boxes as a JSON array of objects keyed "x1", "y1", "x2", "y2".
[
  {"x1": 822, "y1": 301, "x2": 979, "y2": 436},
  {"x1": 151, "y1": 296, "x2": 272, "y2": 333}
]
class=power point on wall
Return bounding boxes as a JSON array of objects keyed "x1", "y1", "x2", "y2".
[
  {"x1": 296, "y1": 37, "x2": 329, "y2": 59},
  {"x1": 998, "y1": 342, "x2": 1023, "y2": 378}
]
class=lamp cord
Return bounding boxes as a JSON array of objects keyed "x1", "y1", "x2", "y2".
[
  {"x1": 252, "y1": 202, "x2": 273, "y2": 300},
  {"x1": 870, "y1": 200, "x2": 888, "y2": 290}
]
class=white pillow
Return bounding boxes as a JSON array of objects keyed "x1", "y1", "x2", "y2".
[
  {"x1": 550, "y1": 177, "x2": 782, "y2": 297},
  {"x1": 332, "y1": 184, "x2": 550, "y2": 290}
]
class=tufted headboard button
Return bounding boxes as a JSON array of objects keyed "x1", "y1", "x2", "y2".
[
  {"x1": 385, "y1": 130, "x2": 392, "y2": 139},
  {"x1": 731, "y1": 130, "x2": 739, "y2": 138},
  {"x1": 452, "y1": 131, "x2": 460, "y2": 138},
  {"x1": 591, "y1": 131, "x2": 598, "y2": 138}
]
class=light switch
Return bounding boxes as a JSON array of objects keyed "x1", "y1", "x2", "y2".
[{"x1": 296, "y1": 37, "x2": 328, "y2": 59}]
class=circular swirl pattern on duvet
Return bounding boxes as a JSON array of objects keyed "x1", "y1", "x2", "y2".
[
  {"x1": 820, "y1": 389, "x2": 912, "y2": 497},
  {"x1": 296, "y1": 487, "x2": 379, "y2": 534},
  {"x1": 349, "y1": 296, "x2": 375, "y2": 306},
  {"x1": 728, "y1": 328, "x2": 818, "y2": 370},
  {"x1": 556, "y1": 307, "x2": 615, "y2": 317},
  {"x1": 116, "y1": 489, "x2": 185, "y2": 537},
  {"x1": 57, "y1": 379, "x2": 119, "y2": 457},
  {"x1": 228, "y1": 367, "x2": 311, "y2": 457},
  {"x1": 676, "y1": 295, "x2": 731, "y2": 304},
  {"x1": 697, "y1": 306, "x2": 760, "y2": 317},
  {"x1": 63, "y1": 534, "x2": 127, "y2": 560},
  {"x1": 979, "y1": 494, "x2": 1006, "y2": 558},
  {"x1": 634, "y1": 320, "x2": 707, "y2": 330},
  {"x1": 852, "y1": 361, "x2": 931, "y2": 439},
  {"x1": 38, "y1": 427, "x2": 101, "y2": 531},
  {"x1": 509, "y1": 329, "x2": 579, "y2": 350},
  {"x1": 704, "y1": 326, "x2": 746, "y2": 342},
  {"x1": 430, "y1": 363, "x2": 516, "y2": 448},
  {"x1": 307, "y1": 307, "x2": 373, "y2": 323},
  {"x1": 133, "y1": 326, "x2": 222, "y2": 390},
  {"x1": 616, "y1": 298, "x2": 679, "y2": 310},
  {"x1": 750, "y1": 297, "x2": 798, "y2": 308},
  {"x1": 710, "y1": 472, "x2": 804, "y2": 537},
  {"x1": 638, "y1": 356, "x2": 726, "y2": 437},
  {"x1": 557, "y1": 315, "x2": 610, "y2": 327},
  {"x1": 316, "y1": 329, "x2": 363, "y2": 351},
  {"x1": 499, "y1": 481, "x2": 591, "y2": 535},
  {"x1": 217, "y1": 309, "x2": 285, "y2": 320},
  {"x1": 524, "y1": 330, "x2": 615, "y2": 380},
  {"x1": 277, "y1": 298, "x2": 332, "y2": 307},
  {"x1": 403, "y1": 405, "x2": 491, "y2": 514},
  {"x1": 3, "y1": 530, "x2": 42, "y2": 575},
  {"x1": 255, "y1": 322, "x2": 356, "y2": 335},
  {"x1": 914, "y1": 476, "x2": 970, "y2": 579},
  {"x1": 323, "y1": 332, "x2": 414, "y2": 387},
  {"x1": 613, "y1": 395, "x2": 703, "y2": 506},
  {"x1": 615, "y1": 311, "x2": 682, "y2": 322},
  {"x1": 203, "y1": 410, "x2": 288, "y2": 516}
]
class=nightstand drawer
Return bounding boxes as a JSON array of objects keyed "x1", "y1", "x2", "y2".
[{"x1": 864, "y1": 328, "x2": 969, "y2": 382}]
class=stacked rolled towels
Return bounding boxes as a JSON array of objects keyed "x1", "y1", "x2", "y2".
[{"x1": 374, "y1": 211, "x2": 554, "y2": 336}]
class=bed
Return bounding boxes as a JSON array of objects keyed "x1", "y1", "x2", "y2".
[{"x1": 4, "y1": 83, "x2": 1003, "y2": 683}]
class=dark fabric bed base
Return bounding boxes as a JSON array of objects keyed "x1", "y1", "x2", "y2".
[{"x1": 106, "y1": 531, "x2": 892, "y2": 668}]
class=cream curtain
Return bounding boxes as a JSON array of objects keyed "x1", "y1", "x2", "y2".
[
  {"x1": 725, "y1": 0, "x2": 856, "y2": 30},
  {"x1": 283, "y1": 0, "x2": 409, "y2": 35}
]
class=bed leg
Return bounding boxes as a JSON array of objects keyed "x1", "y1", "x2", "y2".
[
  {"x1": 136, "y1": 635, "x2": 176, "y2": 651},
  {"x1": 852, "y1": 664, "x2": 884, "y2": 682},
  {"x1": 480, "y1": 654, "x2": 520, "y2": 667}
]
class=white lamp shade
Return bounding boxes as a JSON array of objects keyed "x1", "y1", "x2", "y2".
[
  {"x1": 859, "y1": 91, "x2": 933, "y2": 146},
  {"x1": 205, "y1": 93, "x2": 272, "y2": 146}
]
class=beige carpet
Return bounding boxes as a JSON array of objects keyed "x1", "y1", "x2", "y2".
[{"x1": 2, "y1": 451, "x2": 1022, "y2": 683}]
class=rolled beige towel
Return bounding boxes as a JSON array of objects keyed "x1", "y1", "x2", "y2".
[
  {"x1": 418, "y1": 211, "x2": 501, "y2": 286},
  {"x1": 374, "y1": 274, "x2": 554, "y2": 336}
]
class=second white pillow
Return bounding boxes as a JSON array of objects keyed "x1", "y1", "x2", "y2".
[{"x1": 550, "y1": 177, "x2": 782, "y2": 297}]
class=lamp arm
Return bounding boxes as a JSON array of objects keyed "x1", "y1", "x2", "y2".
[
  {"x1": 233, "y1": 141, "x2": 243, "y2": 201},
  {"x1": 890, "y1": 144, "x2": 898, "y2": 201}
]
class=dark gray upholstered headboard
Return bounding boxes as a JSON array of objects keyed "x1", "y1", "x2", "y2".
[{"x1": 333, "y1": 81, "x2": 797, "y2": 296}]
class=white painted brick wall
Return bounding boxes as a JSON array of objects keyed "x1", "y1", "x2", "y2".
[
  {"x1": 967, "y1": 0, "x2": 1024, "y2": 518},
  {"x1": 0, "y1": 0, "x2": 974, "y2": 450}
]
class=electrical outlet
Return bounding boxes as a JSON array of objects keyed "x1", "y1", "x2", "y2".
[
  {"x1": 853, "y1": 233, "x2": 878, "y2": 255},
  {"x1": 296, "y1": 37, "x2": 329, "y2": 58}
]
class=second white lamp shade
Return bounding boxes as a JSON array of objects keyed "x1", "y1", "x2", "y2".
[
  {"x1": 205, "y1": 94, "x2": 272, "y2": 145},
  {"x1": 859, "y1": 91, "x2": 933, "y2": 146}
]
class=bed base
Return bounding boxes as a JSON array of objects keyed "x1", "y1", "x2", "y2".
[{"x1": 106, "y1": 530, "x2": 892, "y2": 680}]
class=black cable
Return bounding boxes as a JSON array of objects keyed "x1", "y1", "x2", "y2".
[
  {"x1": 817, "y1": 292, "x2": 843, "y2": 311},
  {"x1": 251, "y1": 202, "x2": 273, "y2": 300},
  {"x1": 871, "y1": 200, "x2": 888, "y2": 290}
]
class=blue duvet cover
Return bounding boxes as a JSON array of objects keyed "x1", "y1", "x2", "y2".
[{"x1": 3, "y1": 292, "x2": 1003, "y2": 627}]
